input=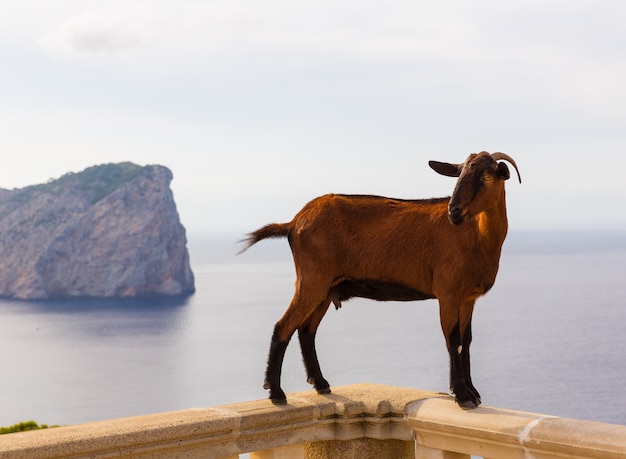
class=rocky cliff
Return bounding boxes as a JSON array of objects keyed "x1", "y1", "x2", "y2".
[{"x1": 0, "y1": 163, "x2": 195, "y2": 300}]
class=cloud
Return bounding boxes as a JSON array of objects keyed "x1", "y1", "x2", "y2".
[
  {"x1": 39, "y1": 5, "x2": 162, "y2": 58},
  {"x1": 37, "y1": 1, "x2": 269, "y2": 61}
]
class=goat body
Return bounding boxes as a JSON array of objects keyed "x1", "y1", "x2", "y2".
[{"x1": 241, "y1": 152, "x2": 521, "y2": 408}]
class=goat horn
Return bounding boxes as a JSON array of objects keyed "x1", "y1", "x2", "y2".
[{"x1": 490, "y1": 152, "x2": 522, "y2": 183}]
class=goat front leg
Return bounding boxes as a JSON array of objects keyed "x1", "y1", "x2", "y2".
[
  {"x1": 440, "y1": 299, "x2": 481, "y2": 409},
  {"x1": 460, "y1": 320, "x2": 481, "y2": 405}
]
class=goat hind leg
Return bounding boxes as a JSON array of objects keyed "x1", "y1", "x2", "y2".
[
  {"x1": 265, "y1": 286, "x2": 329, "y2": 404},
  {"x1": 264, "y1": 324, "x2": 291, "y2": 404},
  {"x1": 298, "y1": 300, "x2": 332, "y2": 394}
]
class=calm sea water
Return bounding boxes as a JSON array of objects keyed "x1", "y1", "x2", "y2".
[{"x1": 0, "y1": 231, "x2": 624, "y2": 427}]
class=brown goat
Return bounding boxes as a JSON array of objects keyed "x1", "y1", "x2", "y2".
[{"x1": 240, "y1": 151, "x2": 521, "y2": 408}]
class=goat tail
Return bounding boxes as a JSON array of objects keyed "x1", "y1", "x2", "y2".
[{"x1": 238, "y1": 222, "x2": 291, "y2": 254}]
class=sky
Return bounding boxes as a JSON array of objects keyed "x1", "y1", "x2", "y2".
[{"x1": 1, "y1": 1, "x2": 625, "y2": 234}]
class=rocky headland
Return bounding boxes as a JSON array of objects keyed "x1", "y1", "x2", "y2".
[{"x1": 0, "y1": 162, "x2": 195, "y2": 300}]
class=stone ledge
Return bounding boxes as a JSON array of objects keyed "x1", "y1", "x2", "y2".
[
  {"x1": 407, "y1": 397, "x2": 626, "y2": 459},
  {"x1": 0, "y1": 384, "x2": 441, "y2": 459}
]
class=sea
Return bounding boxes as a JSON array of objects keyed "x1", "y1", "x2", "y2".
[{"x1": 0, "y1": 230, "x2": 625, "y2": 428}]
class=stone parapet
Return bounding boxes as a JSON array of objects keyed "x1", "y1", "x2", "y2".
[{"x1": 0, "y1": 384, "x2": 624, "y2": 458}]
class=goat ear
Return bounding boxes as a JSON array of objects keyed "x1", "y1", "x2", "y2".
[
  {"x1": 497, "y1": 162, "x2": 511, "y2": 180},
  {"x1": 429, "y1": 161, "x2": 461, "y2": 178}
]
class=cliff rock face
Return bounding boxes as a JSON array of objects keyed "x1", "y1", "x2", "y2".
[{"x1": 0, "y1": 163, "x2": 195, "y2": 300}]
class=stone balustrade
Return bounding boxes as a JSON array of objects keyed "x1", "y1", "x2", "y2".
[{"x1": 1, "y1": 384, "x2": 625, "y2": 458}]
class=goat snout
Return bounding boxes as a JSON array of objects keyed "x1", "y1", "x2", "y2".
[{"x1": 448, "y1": 206, "x2": 466, "y2": 225}]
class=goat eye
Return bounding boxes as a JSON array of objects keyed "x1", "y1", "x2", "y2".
[{"x1": 483, "y1": 175, "x2": 492, "y2": 181}]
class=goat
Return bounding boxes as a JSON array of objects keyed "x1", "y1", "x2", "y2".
[{"x1": 240, "y1": 151, "x2": 521, "y2": 409}]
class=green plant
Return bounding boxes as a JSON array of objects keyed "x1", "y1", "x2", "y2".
[{"x1": 0, "y1": 420, "x2": 58, "y2": 435}]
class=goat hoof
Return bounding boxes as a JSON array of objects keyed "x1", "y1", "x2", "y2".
[
  {"x1": 268, "y1": 387, "x2": 286, "y2": 405},
  {"x1": 469, "y1": 386, "x2": 482, "y2": 405},
  {"x1": 311, "y1": 377, "x2": 331, "y2": 394},
  {"x1": 455, "y1": 396, "x2": 480, "y2": 410},
  {"x1": 270, "y1": 396, "x2": 288, "y2": 405},
  {"x1": 457, "y1": 400, "x2": 478, "y2": 410}
]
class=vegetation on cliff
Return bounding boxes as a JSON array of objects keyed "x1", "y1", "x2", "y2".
[
  {"x1": 4, "y1": 162, "x2": 144, "y2": 208},
  {"x1": 53, "y1": 162, "x2": 145, "y2": 204}
]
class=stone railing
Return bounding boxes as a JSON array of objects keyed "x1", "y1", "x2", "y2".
[{"x1": 1, "y1": 384, "x2": 625, "y2": 458}]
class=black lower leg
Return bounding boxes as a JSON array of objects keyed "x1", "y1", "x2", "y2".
[
  {"x1": 264, "y1": 324, "x2": 290, "y2": 404},
  {"x1": 447, "y1": 324, "x2": 480, "y2": 409},
  {"x1": 448, "y1": 324, "x2": 462, "y2": 395},
  {"x1": 461, "y1": 322, "x2": 481, "y2": 405},
  {"x1": 298, "y1": 328, "x2": 330, "y2": 394}
]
